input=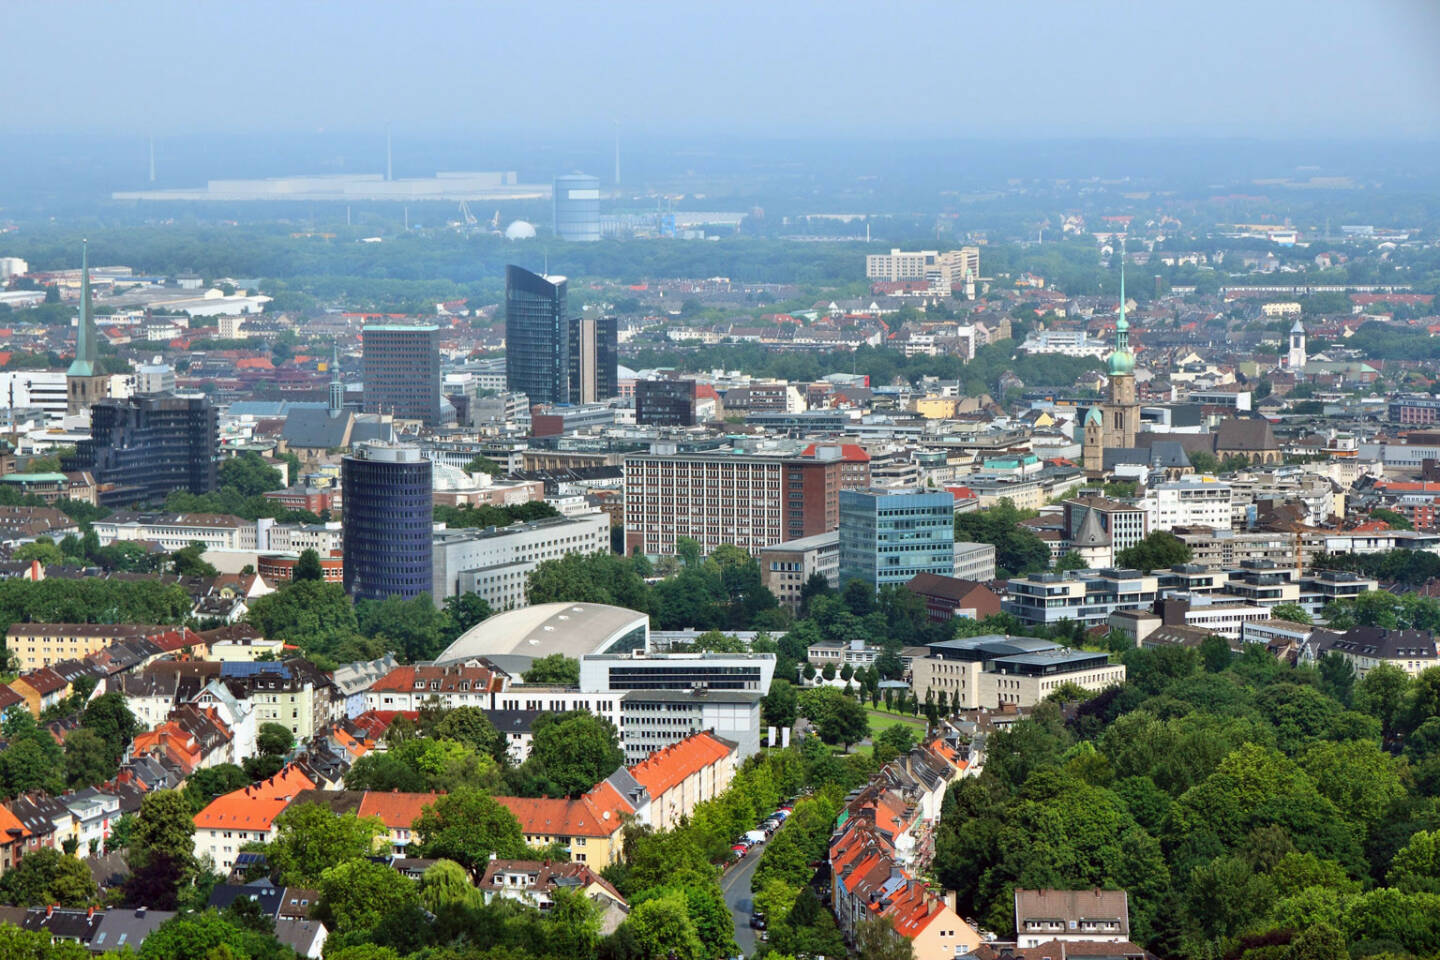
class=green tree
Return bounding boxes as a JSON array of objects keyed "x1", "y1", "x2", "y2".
[
  {"x1": 0, "y1": 848, "x2": 96, "y2": 907},
  {"x1": 763, "y1": 677, "x2": 799, "y2": 730},
  {"x1": 268, "y1": 802, "x2": 386, "y2": 886},
  {"x1": 522, "y1": 653, "x2": 581, "y2": 686},
  {"x1": 531, "y1": 711, "x2": 624, "y2": 796},
  {"x1": 317, "y1": 857, "x2": 422, "y2": 935},
  {"x1": 125, "y1": 790, "x2": 198, "y2": 909},
  {"x1": 1390, "y1": 830, "x2": 1440, "y2": 894},
  {"x1": 954, "y1": 499, "x2": 1051, "y2": 578},
  {"x1": 292, "y1": 548, "x2": 325, "y2": 582},
  {"x1": 257, "y1": 722, "x2": 295, "y2": 757},
  {"x1": 0, "y1": 924, "x2": 91, "y2": 959},
  {"x1": 80, "y1": 692, "x2": 137, "y2": 757},
  {"x1": 464, "y1": 455, "x2": 504, "y2": 475},
  {"x1": 525, "y1": 551, "x2": 652, "y2": 613},
  {"x1": 418, "y1": 858, "x2": 483, "y2": 912},
  {"x1": 218, "y1": 451, "x2": 282, "y2": 497},
  {"x1": 1056, "y1": 551, "x2": 1087, "y2": 572},
  {"x1": 412, "y1": 789, "x2": 526, "y2": 870},
  {"x1": 247, "y1": 579, "x2": 373, "y2": 665},
  {"x1": 1354, "y1": 662, "x2": 1411, "y2": 739},
  {"x1": 1116, "y1": 531, "x2": 1192, "y2": 573},
  {"x1": 13, "y1": 540, "x2": 64, "y2": 567},
  {"x1": 63, "y1": 727, "x2": 115, "y2": 788},
  {"x1": 1199, "y1": 635, "x2": 1233, "y2": 673},
  {"x1": 1372, "y1": 508, "x2": 1414, "y2": 530},
  {"x1": 623, "y1": 891, "x2": 707, "y2": 960},
  {"x1": 428, "y1": 706, "x2": 507, "y2": 761},
  {"x1": 171, "y1": 542, "x2": 218, "y2": 577},
  {"x1": 180, "y1": 763, "x2": 250, "y2": 813},
  {"x1": 854, "y1": 916, "x2": 914, "y2": 960},
  {"x1": 1270, "y1": 603, "x2": 1312, "y2": 625}
]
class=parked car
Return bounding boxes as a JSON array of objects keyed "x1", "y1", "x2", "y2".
[
  {"x1": 750, "y1": 915, "x2": 767, "y2": 930},
  {"x1": 732, "y1": 844, "x2": 748, "y2": 857}
]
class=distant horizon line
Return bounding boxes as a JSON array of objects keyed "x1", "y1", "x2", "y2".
[{"x1": 3, "y1": 129, "x2": 1440, "y2": 146}]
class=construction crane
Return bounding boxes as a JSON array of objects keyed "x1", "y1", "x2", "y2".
[{"x1": 458, "y1": 200, "x2": 478, "y2": 229}]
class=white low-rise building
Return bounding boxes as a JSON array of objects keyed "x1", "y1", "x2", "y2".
[
  {"x1": 1144, "y1": 478, "x2": 1232, "y2": 532},
  {"x1": 431, "y1": 512, "x2": 610, "y2": 609}
]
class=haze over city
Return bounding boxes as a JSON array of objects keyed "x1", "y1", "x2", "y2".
[{"x1": 3, "y1": 5, "x2": 1440, "y2": 960}]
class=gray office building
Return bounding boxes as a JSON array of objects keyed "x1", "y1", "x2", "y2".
[
  {"x1": 505, "y1": 266, "x2": 569, "y2": 406},
  {"x1": 362, "y1": 324, "x2": 443, "y2": 424},
  {"x1": 554, "y1": 173, "x2": 601, "y2": 241}
]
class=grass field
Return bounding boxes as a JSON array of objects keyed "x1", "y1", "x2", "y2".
[{"x1": 865, "y1": 706, "x2": 927, "y2": 737}]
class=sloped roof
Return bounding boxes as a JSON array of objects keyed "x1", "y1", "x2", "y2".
[{"x1": 628, "y1": 731, "x2": 734, "y2": 799}]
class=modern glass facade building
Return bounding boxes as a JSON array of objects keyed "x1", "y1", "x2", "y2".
[
  {"x1": 65, "y1": 394, "x2": 218, "y2": 507},
  {"x1": 505, "y1": 266, "x2": 569, "y2": 406},
  {"x1": 838, "y1": 488, "x2": 956, "y2": 591},
  {"x1": 342, "y1": 443, "x2": 433, "y2": 602},
  {"x1": 553, "y1": 173, "x2": 601, "y2": 241},
  {"x1": 362, "y1": 324, "x2": 442, "y2": 424}
]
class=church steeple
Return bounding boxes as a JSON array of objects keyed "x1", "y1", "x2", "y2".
[
  {"x1": 328, "y1": 344, "x2": 344, "y2": 416},
  {"x1": 1107, "y1": 236, "x2": 1134, "y2": 378},
  {"x1": 67, "y1": 240, "x2": 97, "y2": 378}
]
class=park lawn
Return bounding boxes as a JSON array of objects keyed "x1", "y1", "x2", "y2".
[{"x1": 865, "y1": 707, "x2": 927, "y2": 738}]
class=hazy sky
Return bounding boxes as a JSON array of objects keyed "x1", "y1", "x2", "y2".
[{"x1": 5, "y1": 0, "x2": 1439, "y2": 140}]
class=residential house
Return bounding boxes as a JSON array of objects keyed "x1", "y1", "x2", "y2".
[
  {"x1": 9, "y1": 668, "x2": 71, "y2": 716},
  {"x1": 626, "y1": 731, "x2": 736, "y2": 830},
  {"x1": 905, "y1": 573, "x2": 1002, "y2": 623},
  {"x1": 1013, "y1": 889, "x2": 1131, "y2": 948},
  {"x1": 193, "y1": 766, "x2": 317, "y2": 872},
  {"x1": 363, "y1": 663, "x2": 507, "y2": 712},
  {"x1": 479, "y1": 860, "x2": 628, "y2": 933},
  {"x1": 87, "y1": 907, "x2": 177, "y2": 954}
]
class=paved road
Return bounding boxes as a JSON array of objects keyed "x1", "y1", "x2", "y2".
[{"x1": 721, "y1": 841, "x2": 763, "y2": 956}]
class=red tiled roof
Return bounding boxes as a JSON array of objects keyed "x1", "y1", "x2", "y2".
[
  {"x1": 194, "y1": 765, "x2": 317, "y2": 831},
  {"x1": 494, "y1": 794, "x2": 627, "y2": 840},
  {"x1": 356, "y1": 791, "x2": 437, "y2": 830},
  {"x1": 628, "y1": 731, "x2": 732, "y2": 799}
]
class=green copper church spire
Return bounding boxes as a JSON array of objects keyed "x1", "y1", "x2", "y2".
[
  {"x1": 67, "y1": 240, "x2": 96, "y2": 377},
  {"x1": 1107, "y1": 235, "x2": 1134, "y2": 376}
]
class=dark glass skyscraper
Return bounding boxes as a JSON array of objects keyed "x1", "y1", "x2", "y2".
[
  {"x1": 342, "y1": 443, "x2": 433, "y2": 602},
  {"x1": 362, "y1": 324, "x2": 442, "y2": 424},
  {"x1": 65, "y1": 394, "x2": 218, "y2": 506},
  {"x1": 505, "y1": 266, "x2": 569, "y2": 406}
]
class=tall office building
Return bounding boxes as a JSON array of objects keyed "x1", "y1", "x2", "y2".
[
  {"x1": 342, "y1": 443, "x2": 433, "y2": 602},
  {"x1": 553, "y1": 173, "x2": 601, "y2": 241},
  {"x1": 362, "y1": 324, "x2": 442, "y2": 424},
  {"x1": 568, "y1": 315, "x2": 619, "y2": 403},
  {"x1": 67, "y1": 241, "x2": 109, "y2": 415},
  {"x1": 505, "y1": 266, "x2": 569, "y2": 406},
  {"x1": 838, "y1": 488, "x2": 956, "y2": 591},
  {"x1": 635, "y1": 380, "x2": 699, "y2": 426},
  {"x1": 65, "y1": 394, "x2": 218, "y2": 506}
]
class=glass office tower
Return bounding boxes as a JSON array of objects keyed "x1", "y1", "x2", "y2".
[
  {"x1": 505, "y1": 266, "x2": 569, "y2": 406},
  {"x1": 342, "y1": 443, "x2": 433, "y2": 601},
  {"x1": 838, "y1": 488, "x2": 956, "y2": 590}
]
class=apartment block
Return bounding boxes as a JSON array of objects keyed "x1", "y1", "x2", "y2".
[{"x1": 623, "y1": 447, "x2": 841, "y2": 556}]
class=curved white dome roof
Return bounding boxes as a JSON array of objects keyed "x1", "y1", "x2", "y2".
[{"x1": 504, "y1": 220, "x2": 537, "y2": 240}]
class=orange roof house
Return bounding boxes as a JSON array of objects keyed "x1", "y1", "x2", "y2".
[
  {"x1": 193, "y1": 765, "x2": 316, "y2": 872},
  {"x1": 627, "y1": 731, "x2": 737, "y2": 830}
]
